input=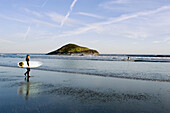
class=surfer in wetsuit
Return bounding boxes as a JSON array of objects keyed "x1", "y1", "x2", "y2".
[
  {"x1": 24, "y1": 55, "x2": 30, "y2": 77},
  {"x1": 127, "y1": 56, "x2": 130, "y2": 61},
  {"x1": 26, "y1": 55, "x2": 30, "y2": 67}
]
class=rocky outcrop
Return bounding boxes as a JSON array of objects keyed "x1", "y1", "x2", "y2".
[{"x1": 47, "y1": 44, "x2": 99, "y2": 55}]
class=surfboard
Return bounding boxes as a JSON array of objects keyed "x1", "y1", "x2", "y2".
[{"x1": 17, "y1": 61, "x2": 43, "y2": 68}]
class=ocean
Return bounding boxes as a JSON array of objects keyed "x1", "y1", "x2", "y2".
[{"x1": 0, "y1": 53, "x2": 170, "y2": 82}]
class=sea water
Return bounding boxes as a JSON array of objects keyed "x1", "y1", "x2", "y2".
[{"x1": 0, "y1": 53, "x2": 170, "y2": 81}]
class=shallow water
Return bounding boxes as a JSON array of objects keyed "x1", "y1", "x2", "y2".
[
  {"x1": 0, "y1": 66, "x2": 170, "y2": 113},
  {"x1": 0, "y1": 53, "x2": 170, "y2": 81}
]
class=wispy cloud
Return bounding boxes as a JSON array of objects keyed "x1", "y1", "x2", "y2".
[
  {"x1": 24, "y1": 8, "x2": 42, "y2": 17},
  {"x1": 0, "y1": 14, "x2": 27, "y2": 23},
  {"x1": 24, "y1": 26, "x2": 31, "y2": 39},
  {"x1": 76, "y1": 12, "x2": 104, "y2": 19},
  {"x1": 103, "y1": 0, "x2": 129, "y2": 5},
  {"x1": 41, "y1": 0, "x2": 49, "y2": 8},
  {"x1": 0, "y1": 12, "x2": 60, "y2": 28},
  {"x1": 60, "y1": 0, "x2": 78, "y2": 27},
  {"x1": 32, "y1": 19, "x2": 59, "y2": 27},
  {"x1": 152, "y1": 37, "x2": 170, "y2": 44},
  {"x1": 95, "y1": 5, "x2": 170, "y2": 26},
  {"x1": 132, "y1": 42, "x2": 138, "y2": 45},
  {"x1": 164, "y1": 37, "x2": 170, "y2": 41},
  {"x1": 0, "y1": 38, "x2": 15, "y2": 44},
  {"x1": 114, "y1": 0, "x2": 129, "y2": 4},
  {"x1": 46, "y1": 12, "x2": 64, "y2": 23},
  {"x1": 46, "y1": 12, "x2": 84, "y2": 27},
  {"x1": 153, "y1": 41, "x2": 160, "y2": 44},
  {"x1": 99, "y1": 0, "x2": 169, "y2": 14},
  {"x1": 57, "y1": 25, "x2": 95, "y2": 37},
  {"x1": 56, "y1": 5, "x2": 170, "y2": 38},
  {"x1": 99, "y1": 0, "x2": 130, "y2": 10}
]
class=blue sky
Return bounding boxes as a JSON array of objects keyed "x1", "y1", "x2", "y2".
[{"x1": 0, "y1": 0, "x2": 170, "y2": 54}]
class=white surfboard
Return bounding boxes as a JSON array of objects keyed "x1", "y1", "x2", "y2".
[{"x1": 17, "y1": 61, "x2": 43, "y2": 68}]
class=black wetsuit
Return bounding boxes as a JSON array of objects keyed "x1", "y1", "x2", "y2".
[
  {"x1": 26, "y1": 57, "x2": 29, "y2": 66},
  {"x1": 25, "y1": 57, "x2": 30, "y2": 76}
]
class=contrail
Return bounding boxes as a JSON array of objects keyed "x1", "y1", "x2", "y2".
[
  {"x1": 23, "y1": 0, "x2": 47, "y2": 40},
  {"x1": 24, "y1": 26, "x2": 31, "y2": 40},
  {"x1": 60, "y1": 0, "x2": 77, "y2": 27},
  {"x1": 41, "y1": 0, "x2": 49, "y2": 8}
]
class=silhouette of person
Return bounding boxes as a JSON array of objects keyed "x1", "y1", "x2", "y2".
[
  {"x1": 24, "y1": 55, "x2": 31, "y2": 77},
  {"x1": 127, "y1": 56, "x2": 130, "y2": 61},
  {"x1": 26, "y1": 54, "x2": 30, "y2": 67},
  {"x1": 25, "y1": 68, "x2": 30, "y2": 76}
]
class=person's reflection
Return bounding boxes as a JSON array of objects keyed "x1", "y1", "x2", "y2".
[
  {"x1": 18, "y1": 79, "x2": 30, "y2": 100},
  {"x1": 19, "y1": 68, "x2": 31, "y2": 100},
  {"x1": 25, "y1": 69, "x2": 30, "y2": 100},
  {"x1": 25, "y1": 81, "x2": 30, "y2": 100}
]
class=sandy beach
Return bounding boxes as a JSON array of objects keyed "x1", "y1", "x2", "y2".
[{"x1": 0, "y1": 66, "x2": 170, "y2": 113}]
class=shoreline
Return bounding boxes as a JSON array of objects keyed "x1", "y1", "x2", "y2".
[{"x1": 0, "y1": 65, "x2": 170, "y2": 82}]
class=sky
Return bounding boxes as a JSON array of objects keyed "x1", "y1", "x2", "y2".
[{"x1": 0, "y1": 0, "x2": 170, "y2": 54}]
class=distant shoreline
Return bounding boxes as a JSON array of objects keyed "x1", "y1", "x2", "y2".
[{"x1": 1, "y1": 53, "x2": 170, "y2": 57}]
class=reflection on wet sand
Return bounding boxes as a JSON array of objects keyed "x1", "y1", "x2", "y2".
[
  {"x1": 42, "y1": 86, "x2": 156, "y2": 104},
  {"x1": 18, "y1": 73, "x2": 30, "y2": 100},
  {"x1": 18, "y1": 69, "x2": 33, "y2": 100},
  {"x1": 17, "y1": 80, "x2": 41, "y2": 100},
  {"x1": 17, "y1": 80, "x2": 158, "y2": 103},
  {"x1": 0, "y1": 78, "x2": 18, "y2": 82},
  {"x1": 15, "y1": 70, "x2": 159, "y2": 105},
  {"x1": 14, "y1": 71, "x2": 160, "y2": 104},
  {"x1": 18, "y1": 82, "x2": 30, "y2": 100}
]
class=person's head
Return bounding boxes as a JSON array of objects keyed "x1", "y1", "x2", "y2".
[{"x1": 26, "y1": 55, "x2": 30, "y2": 58}]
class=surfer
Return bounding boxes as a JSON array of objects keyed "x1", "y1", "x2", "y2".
[
  {"x1": 127, "y1": 57, "x2": 130, "y2": 61},
  {"x1": 26, "y1": 55, "x2": 30, "y2": 67},
  {"x1": 24, "y1": 55, "x2": 30, "y2": 77}
]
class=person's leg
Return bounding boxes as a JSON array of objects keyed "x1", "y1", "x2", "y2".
[
  {"x1": 27, "y1": 68, "x2": 30, "y2": 77},
  {"x1": 24, "y1": 69, "x2": 28, "y2": 76},
  {"x1": 25, "y1": 68, "x2": 30, "y2": 76},
  {"x1": 28, "y1": 68, "x2": 30, "y2": 76}
]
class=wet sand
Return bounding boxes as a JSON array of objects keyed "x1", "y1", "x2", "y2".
[{"x1": 0, "y1": 66, "x2": 170, "y2": 113}]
